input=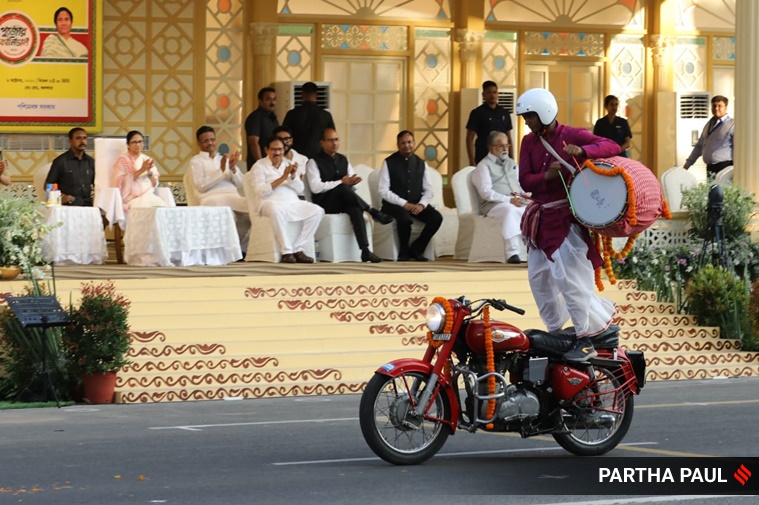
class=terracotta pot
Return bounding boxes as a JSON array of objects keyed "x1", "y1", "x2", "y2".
[
  {"x1": 82, "y1": 371, "x2": 117, "y2": 404},
  {"x1": 0, "y1": 266, "x2": 20, "y2": 281}
]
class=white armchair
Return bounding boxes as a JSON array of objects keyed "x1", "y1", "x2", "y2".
[
  {"x1": 660, "y1": 166, "x2": 697, "y2": 213},
  {"x1": 366, "y1": 168, "x2": 435, "y2": 261},
  {"x1": 94, "y1": 138, "x2": 175, "y2": 263},
  {"x1": 33, "y1": 163, "x2": 53, "y2": 203},
  {"x1": 242, "y1": 170, "x2": 315, "y2": 263},
  {"x1": 305, "y1": 164, "x2": 374, "y2": 262},
  {"x1": 714, "y1": 165, "x2": 734, "y2": 187},
  {"x1": 451, "y1": 166, "x2": 524, "y2": 263},
  {"x1": 425, "y1": 167, "x2": 458, "y2": 257}
]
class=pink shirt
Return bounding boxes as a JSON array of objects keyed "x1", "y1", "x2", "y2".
[{"x1": 518, "y1": 122, "x2": 620, "y2": 265}]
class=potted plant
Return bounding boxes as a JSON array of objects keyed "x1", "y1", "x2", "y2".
[
  {"x1": 62, "y1": 280, "x2": 132, "y2": 404},
  {"x1": 0, "y1": 194, "x2": 54, "y2": 279}
]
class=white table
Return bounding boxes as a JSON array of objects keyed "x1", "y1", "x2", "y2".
[
  {"x1": 41, "y1": 206, "x2": 108, "y2": 265},
  {"x1": 124, "y1": 207, "x2": 242, "y2": 266}
]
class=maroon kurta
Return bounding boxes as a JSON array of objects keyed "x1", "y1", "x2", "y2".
[{"x1": 518, "y1": 122, "x2": 620, "y2": 268}]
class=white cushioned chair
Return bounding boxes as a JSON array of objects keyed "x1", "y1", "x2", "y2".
[
  {"x1": 305, "y1": 164, "x2": 374, "y2": 262},
  {"x1": 425, "y1": 167, "x2": 458, "y2": 257},
  {"x1": 660, "y1": 166, "x2": 698, "y2": 213},
  {"x1": 242, "y1": 170, "x2": 315, "y2": 263},
  {"x1": 366, "y1": 167, "x2": 435, "y2": 261},
  {"x1": 451, "y1": 166, "x2": 525, "y2": 263},
  {"x1": 714, "y1": 165, "x2": 734, "y2": 187},
  {"x1": 94, "y1": 138, "x2": 176, "y2": 263}
]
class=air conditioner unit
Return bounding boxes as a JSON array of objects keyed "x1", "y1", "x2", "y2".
[
  {"x1": 676, "y1": 92, "x2": 710, "y2": 181},
  {"x1": 458, "y1": 87, "x2": 517, "y2": 169},
  {"x1": 273, "y1": 81, "x2": 332, "y2": 122}
]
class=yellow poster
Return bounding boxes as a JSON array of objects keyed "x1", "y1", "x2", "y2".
[{"x1": 0, "y1": 0, "x2": 101, "y2": 132}]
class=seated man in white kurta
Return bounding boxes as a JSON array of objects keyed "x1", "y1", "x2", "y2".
[
  {"x1": 188, "y1": 125, "x2": 250, "y2": 254},
  {"x1": 471, "y1": 131, "x2": 527, "y2": 264},
  {"x1": 246, "y1": 136, "x2": 324, "y2": 263}
]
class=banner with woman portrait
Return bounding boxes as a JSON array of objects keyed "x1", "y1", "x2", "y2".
[{"x1": 0, "y1": 0, "x2": 101, "y2": 132}]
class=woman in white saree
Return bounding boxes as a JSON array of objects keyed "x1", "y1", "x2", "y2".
[
  {"x1": 112, "y1": 131, "x2": 168, "y2": 213},
  {"x1": 40, "y1": 7, "x2": 88, "y2": 58}
]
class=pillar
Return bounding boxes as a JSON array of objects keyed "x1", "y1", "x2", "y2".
[
  {"x1": 455, "y1": 29, "x2": 485, "y2": 90},
  {"x1": 734, "y1": 0, "x2": 759, "y2": 202}
]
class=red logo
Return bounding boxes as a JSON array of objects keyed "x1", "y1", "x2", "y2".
[
  {"x1": 734, "y1": 464, "x2": 752, "y2": 486},
  {"x1": 0, "y1": 12, "x2": 40, "y2": 67}
]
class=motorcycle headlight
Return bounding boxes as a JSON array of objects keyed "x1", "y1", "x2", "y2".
[{"x1": 425, "y1": 303, "x2": 447, "y2": 333}]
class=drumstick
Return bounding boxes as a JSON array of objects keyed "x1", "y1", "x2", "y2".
[{"x1": 563, "y1": 140, "x2": 591, "y2": 189}]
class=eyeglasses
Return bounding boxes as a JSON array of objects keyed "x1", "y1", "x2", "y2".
[
  {"x1": 129, "y1": 140, "x2": 144, "y2": 144},
  {"x1": 277, "y1": 136, "x2": 292, "y2": 141},
  {"x1": 493, "y1": 144, "x2": 509, "y2": 149},
  {"x1": 268, "y1": 148, "x2": 284, "y2": 152},
  {"x1": 199, "y1": 137, "x2": 216, "y2": 144}
]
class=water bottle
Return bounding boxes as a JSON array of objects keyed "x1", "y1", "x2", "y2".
[
  {"x1": 314, "y1": 240, "x2": 320, "y2": 262},
  {"x1": 45, "y1": 183, "x2": 53, "y2": 206},
  {"x1": 51, "y1": 184, "x2": 61, "y2": 205}
]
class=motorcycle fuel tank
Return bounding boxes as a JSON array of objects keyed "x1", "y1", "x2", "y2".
[{"x1": 465, "y1": 320, "x2": 529, "y2": 354}]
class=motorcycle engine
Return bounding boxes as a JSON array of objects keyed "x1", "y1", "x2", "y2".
[{"x1": 480, "y1": 384, "x2": 540, "y2": 422}]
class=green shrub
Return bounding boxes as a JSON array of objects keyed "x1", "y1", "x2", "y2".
[
  {"x1": 686, "y1": 264, "x2": 750, "y2": 341},
  {"x1": 681, "y1": 183, "x2": 756, "y2": 242}
]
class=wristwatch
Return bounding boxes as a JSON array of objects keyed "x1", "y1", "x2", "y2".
[{"x1": 68, "y1": 195, "x2": 76, "y2": 204}]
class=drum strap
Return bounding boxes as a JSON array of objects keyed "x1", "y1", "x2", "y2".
[{"x1": 521, "y1": 198, "x2": 569, "y2": 250}]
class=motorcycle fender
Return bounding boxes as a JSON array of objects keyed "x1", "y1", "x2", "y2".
[{"x1": 375, "y1": 359, "x2": 459, "y2": 432}]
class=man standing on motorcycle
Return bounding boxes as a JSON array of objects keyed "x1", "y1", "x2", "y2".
[{"x1": 515, "y1": 88, "x2": 620, "y2": 362}]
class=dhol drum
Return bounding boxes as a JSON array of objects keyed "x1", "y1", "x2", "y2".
[{"x1": 568, "y1": 156, "x2": 665, "y2": 238}]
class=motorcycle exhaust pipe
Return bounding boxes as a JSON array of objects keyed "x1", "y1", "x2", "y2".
[{"x1": 564, "y1": 413, "x2": 616, "y2": 429}]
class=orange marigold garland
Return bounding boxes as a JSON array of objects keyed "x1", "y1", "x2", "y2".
[
  {"x1": 425, "y1": 296, "x2": 454, "y2": 379},
  {"x1": 483, "y1": 306, "x2": 496, "y2": 429},
  {"x1": 582, "y1": 159, "x2": 650, "y2": 291},
  {"x1": 583, "y1": 159, "x2": 638, "y2": 226}
]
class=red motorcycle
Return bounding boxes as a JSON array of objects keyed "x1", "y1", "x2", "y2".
[{"x1": 359, "y1": 296, "x2": 646, "y2": 465}]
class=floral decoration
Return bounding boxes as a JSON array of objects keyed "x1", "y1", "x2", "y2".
[{"x1": 0, "y1": 195, "x2": 55, "y2": 274}]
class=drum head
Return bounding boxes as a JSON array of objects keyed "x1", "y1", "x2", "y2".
[{"x1": 569, "y1": 162, "x2": 628, "y2": 228}]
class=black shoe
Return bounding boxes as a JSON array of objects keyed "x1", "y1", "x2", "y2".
[
  {"x1": 413, "y1": 253, "x2": 429, "y2": 262},
  {"x1": 563, "y1": 337, "x2": 598, "y2": 362},
  {"x1": 397, "y1": 254, "x2": 410, "y2": 262},
  {"x1": 361, "y1": 249, "x2": 382, "y2": 263},
  {"x1": 507, "y1": 254, "x2": 522, "y2": 264},
  {"x1": 368, "y1": 208, "x2": 393, "y2": 225}
]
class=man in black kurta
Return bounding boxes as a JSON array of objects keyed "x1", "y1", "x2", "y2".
[
  {"x1": 45, "y1": 127, "x2": 95, "y2": 206},
  {"x1": 305, "y1": 128, "x2": 391, "y2": 263},
  {"x1": 378, "y1": 130, "x2": 442, "y2": 261}
]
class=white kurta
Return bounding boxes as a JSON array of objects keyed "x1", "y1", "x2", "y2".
[
  {"x1": 246, "y1": 157, "x2": 324, "y2": 254},
  {"x1": 188, "y1": 152, "x2": 248, "y2": 213},
  {"x1": 472, "y1": 153, "x2": 526, "y2": 257},
  {"x1": 41, "y1": 34, "x2": 88, "y2": 58}
]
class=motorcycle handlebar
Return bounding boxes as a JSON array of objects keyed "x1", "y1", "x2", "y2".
[{"x1": 478, "y1": 298, "x2": 526, "y2": 316}]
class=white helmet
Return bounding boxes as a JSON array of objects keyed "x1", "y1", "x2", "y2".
[{"x1": 516, "y1": 88, "x2": 558, "y2": 125}]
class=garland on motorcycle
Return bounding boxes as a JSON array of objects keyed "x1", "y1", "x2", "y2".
[{"x1": 359, "y1": 296, "x2": 646, "y2": 465}]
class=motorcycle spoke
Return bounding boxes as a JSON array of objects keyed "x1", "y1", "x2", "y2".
[{"x1": 371, "y1": 373, "x2": 445, "y2": 454}]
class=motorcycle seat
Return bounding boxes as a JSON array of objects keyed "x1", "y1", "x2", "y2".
[{"x1": 526, "y1": 325, "x2": 620, "y2": 358}]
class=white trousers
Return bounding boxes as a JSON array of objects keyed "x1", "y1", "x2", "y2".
[
  {"x1": 486, "y1": 202, "x2": 526, "y2": 257},
  {"x1": 260, "y1": 200, "x2": 324, "y2": 254},
  {"x1": 527, "y1": 224, "x2": 616, "y2": 337}
]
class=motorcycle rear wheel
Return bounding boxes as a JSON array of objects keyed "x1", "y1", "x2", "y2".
[
  {"x1": 552, "y1": 366, "x2": 634, "y2": 456},
  {"x1": 359, "y1": 371, "x2": 451, "y2": 465}
]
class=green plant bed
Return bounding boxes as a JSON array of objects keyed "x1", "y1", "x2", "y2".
[{"x1": 0, "y1": 400, "x2": 75, "y2": 410}]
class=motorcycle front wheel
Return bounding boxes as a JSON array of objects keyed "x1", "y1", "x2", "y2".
[
  {"x1": 359, "y1": 371, "x2": 451, "y2": 465},
  {"x1": 553, "y1": 366, "x2": 634, "y2": 456}
]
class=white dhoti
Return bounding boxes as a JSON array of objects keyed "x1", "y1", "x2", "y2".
[
  {"x1": 486, "y1": 202, "x2": 526, "y2": 258},
  {"x1": 260, "y1": 199, "x2": 324, "y2": 254},
  {"x1": 527, "y1": 224, "x2": 616, "y2": 337}
]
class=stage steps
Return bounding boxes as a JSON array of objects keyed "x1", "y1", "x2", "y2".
[{"x1": 3, "y1": 268, "x2": 757, "y2": 403}]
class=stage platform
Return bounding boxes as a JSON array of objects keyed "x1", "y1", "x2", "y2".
[{"x1": 2, "y1": 258, "x2": 758, "y2": 403}]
